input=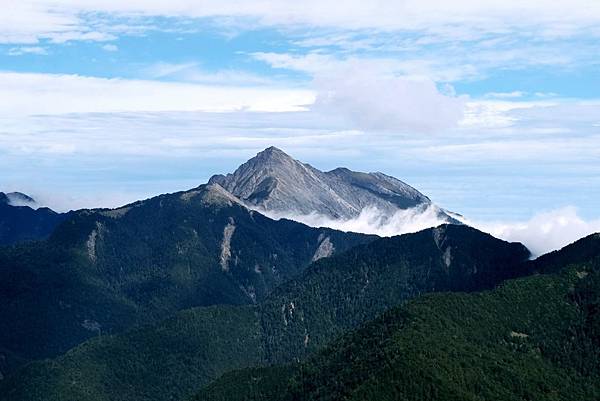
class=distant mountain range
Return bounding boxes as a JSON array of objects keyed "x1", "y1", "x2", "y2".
[
  {"x1": 2, "y1": 147, "x2": 456, "y2": 247},
  {"x1": 0, "y1": 184, "x2": 371, "y2": 374}
]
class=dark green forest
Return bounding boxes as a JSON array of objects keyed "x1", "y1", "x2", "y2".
[
  {"x1": 0, "y1": 185, "x2": 371, "y2": 374},
  {"x1": 0, "y1": 193, "x2": 67, "y2": 245},
  {"x1": 0, "y1": 224, "x2": 531, "y2": 401},
  {"x1": 1, "y1": 183, "x2": 598, "y2": 401},
  {"x1": 195, "y1": 234, "x2": 600, "y2": 401}
]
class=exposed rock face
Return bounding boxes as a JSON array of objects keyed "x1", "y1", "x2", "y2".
[
  {"x1": 209, "y1": 147, "x2": 457, "y2": 222},
  {"x1": 220, "y1": 218, "x2": 236, "y2": 272},
  {"x1": 86, "y1": 222, "x2": 105, "y2": 263},
  {"x1": 182, "y1": 183, "x2": 244, "y2": 208},
  {"x1": 312, "y1": 236, "x2": 335, "y2": 262},
  {"x1": 433, "y1": 226, "x2": 453, "y2": 268},
  {"x1": 87, "y1": 229, "x2": 98, "y2": 263}
]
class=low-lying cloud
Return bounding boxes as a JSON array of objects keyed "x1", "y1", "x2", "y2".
[
  {"x1": 6, "y1": 192, "x2": 38, "y2": 208},
  {"x1": 266, "y1": 204, "x2": 600, "y2": 257},
  {"x1": 264, "y1": 204, "x2": 451, "y2": 237},
  {"x1": 465, "y1": 207, "x2": 600, "y2": 257}
]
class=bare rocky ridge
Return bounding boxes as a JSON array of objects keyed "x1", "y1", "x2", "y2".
[{"x1": 209, "y1": 146, "x2": 458, "y2": 223}]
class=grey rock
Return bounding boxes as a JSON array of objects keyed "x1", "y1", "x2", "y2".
[{"x1": 209, "y1": 146, "x2": 458, "y2": 223}]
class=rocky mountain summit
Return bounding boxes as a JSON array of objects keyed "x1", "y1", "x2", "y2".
[
  {"x1": 1, "y1": 148, "x2": 459, "y2": 246},
  {"x1": 209, "y1": 147, "x2": 458, "y2": 223}
]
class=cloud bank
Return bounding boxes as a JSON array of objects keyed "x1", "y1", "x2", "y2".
[
  {"x1": 313, "y1": 73, "x2": 465, "y2": 133},
  {"x1": 4, "y1": 1, "x2": 600, "y2": 44},
  {"x1": 266, "y1": 205, "x2": 600, "y2": 257},
  {"x1": 466, "y1": 207, "x2": 600, "y2": 257},
  {"x1": 6, "y1": 193, "x2": 38, "y2": 208},
  {"x1": 264, "y1": 205, "x2": 450, "y2": 238},
  {"x1": 0, "y1": 72, "x2": 313, "y2": 116}
]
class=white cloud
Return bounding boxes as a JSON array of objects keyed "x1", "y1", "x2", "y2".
[
  {"x1": 484, "y1": 91, "x2": 526, "y2": 99},
  {"x1": 0, "y1": 72, "x2": 314, "y2": 115},
  {"x1": 1, "y1": 1, "x2": 595, "y2": 97},
  {"x1": 251, "y1": 52, "x2": 339, "y2": 75},
  {"x1": 264, "y1": 204, "x2": 600, "y2": 257},
  {"x1": 263, "y1": 203, "x2": 600, "y2": 257},
  {"x1": 48, "y1": 31, "x2": 116, "y2": 44},
  {"x1": 0, "y1": 65, "x2": 467, "y2": 134},
  {"x1": 250, "y1": 52, "x2": 478, "y2": 83},
  {"x1": 263, "y1": 205, "x2": 450, "y2": 237},
  {"x1": 250, "y1": 54, "x2": 468, "y2": 132},
  {"x1": 0, "y1": 2, "x2": 116, "y2": 44},
  {"x1": 0, "y1": 2, "x2": 77, "y2": 44},
  {"x1": 464, "y1": 207, "x2": 600, "y2": 256},
  {"x1": 7, "y1": 46, "x2": 48, "y2": 56},
  {"x1": 1, "y1": 99, "x2": 599, "y2": 166},
  {"x1": 460, "y1": 99, "x2": 556, "y2": 129},
  {"x1": 101, "y1": 44, "x2": 118, "y2": 52},
  {"x1": 0, "y1": 100, "x2": 599, "y2": 231},
  {"x1": 5, "y1": 1, "x2": 600, "y2": 41},
  {"x1": 23, "y1": 190, "x2": 153, "y2": 213},
  {"x1": 534, "y1": 92, "x2": 559, "y2": 98},
  {"x1": 5, "y1": 193, "x2": 38, "y2": 208},
  {"x1": 142, "y1": 62, "x2": 276, "y2": 86},
  {"x1": 312, "y1": 72, "x2": 466, "y2": 133}
]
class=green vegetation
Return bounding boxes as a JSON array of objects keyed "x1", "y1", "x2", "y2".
[
  {"x1": 195, "y1": 234, "x2": 600, "y2": 401},
  {"x1": 258, "y1": 225, "x2": 530, "y2": 364},
  {"x1": 0, "y1": 224, "x2": 530, "y2": 401},
  {"x1": 1, "y1": 306, "x2": 264, "y2": 401},
  {"x1": 0, "y1": 185, "x2": 372, "y2": 372}
]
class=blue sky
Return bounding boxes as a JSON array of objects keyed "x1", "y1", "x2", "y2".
[{"x1": 1, "y1": 0, "x2": 600, "y2": 252}]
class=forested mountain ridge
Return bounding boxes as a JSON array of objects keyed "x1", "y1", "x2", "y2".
[
  {"x1": 0, "y1": 184, "x2": 373, "y2": 376},
  {"x1": 257, "y1": 224, "x2": 530, "y2": 364},
  {"x1": 194, "y1": 232, "x2": 600, "y2": 401},
  {"x1": 0, "y1": 224, "x2": 530, "y2": 401},
  {"x1": 0, "y1": 192, "x2": 67, "y2": 245}
]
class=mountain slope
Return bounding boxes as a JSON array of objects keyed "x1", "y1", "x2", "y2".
[
  {"x1": 209, "y1": 147, "x2": 457, "y2": 222},
  {"x1": 0, "y1": 184, "x2": 372, "y2": 375},
  {"x1": 257, "y1": 224, "x2": 530, "y2": 364},
  {"x1": 0, "y1": 192, "x2": 66, "y2": 245},
  {"x1": 195, "y1": 233, "x2": 600, "y2": 401},
  {"x1": 0, "y1": 225, "x2": 530, "y2": 401}
]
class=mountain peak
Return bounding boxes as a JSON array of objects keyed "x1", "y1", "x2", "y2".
[
  {"x1": 208, "y1": 147, "x2": 456, "y2": 223},
  {"x1": 253, "y1": 146, "x2": 295, "y2": 164},
  {"x1": 259, "y1": 146, "x2": 286, "y2": 155}
]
